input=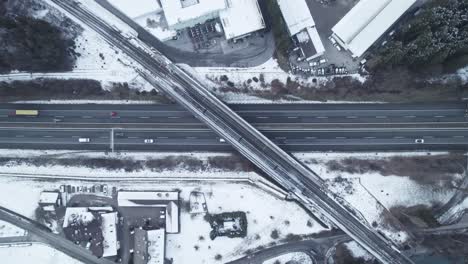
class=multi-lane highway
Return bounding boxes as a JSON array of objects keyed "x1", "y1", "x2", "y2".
[
  {"x1": 1, "y1": 103, "x2": 466, "y2": 128},
  {"x1": 0, "y1": 127, "x2": 467, "y2": 151},
  {"x1": 0, "y1": 103, "x2": 466, "y2": 151}
]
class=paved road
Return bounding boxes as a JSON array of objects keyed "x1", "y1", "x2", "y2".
[
  {"x1": 48, "y1": 2, "x2": 415, "y2": 263},
  {"x1": 1, "y1": 103, "x2": 466, "y2": 128},
  {"x1": 0, "y1": 127, "x2": 466, "y2": 151}
]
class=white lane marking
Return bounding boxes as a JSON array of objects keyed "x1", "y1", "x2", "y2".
[
  {"x1": 15, "y1": 135, "x2": 25, "y2": 138},
  {"x1": 316, "y1": 116, "x2": 328, "y2": 119},
  {"x1": 376, "y1": 116, "x2": 387, "y2": 118},
  {"x1": 275, "y1": 137, "x2": 286, "y2": 139},
  {"x1": 43, "y1": 136, "x2": 53, "y2": 138},
  {"x1": 139, "y1": 117, "x2": 150, "y2": 119},
  {"x1": 346, "y1": 116, "x2": 357, "y2": 119},
  {"x1": 186, "y1": 137, "x2": 197, "y2": 139},
  {"x1": 157, "y1": 137, "x2": 168, "y2": 139},
  {"x1": 336, "y1": 137, "x2": 347, "y2": 139},
  {"x1": 453, "y1": 136, "x2": 465, "y2": 138},
  {"x1": 434, "y1": 116, "x2": 445, "y2": 118},
  {"x1": 257, "y1": 117, "x2": 269, "y2": 119},
  {"x1": 394, "y1": 136, "x2": 405, "y2": 139},
  {"x1": 423, "y1": 136, "x2": 434, "y2": 138},
  {"x1": 287, "y1": 116, "x2": 298, "y2": 119},
  {"x1": 168, "y1": 116, "x2": 180, "y2": 119},
  {"x1": 404, "y1": 115, "x2": 416, "y2": 118},
  {"x1": 305, "y1": 137, "x2": 317, "y2": 139},
  {"x1": 365, "y1": 137, "x2": 376, "y2": 139}
]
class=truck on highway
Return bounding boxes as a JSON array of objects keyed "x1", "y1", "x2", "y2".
[{"x1": 13, "y1": 110, "x2": 39, "y2": 116}]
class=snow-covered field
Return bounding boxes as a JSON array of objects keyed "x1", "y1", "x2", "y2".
[
  {"x1": 344, "y1": 241, "x2": 373, "y2": 261},
  {"x1": 0, "y1": 243, "x2": 82, "y2": 264},
  {"x1": 0, "y1": 220, "x2": 27, "y2": 238},
  {"x1": 263, "y1": 252, "x2": 313, "y2": 264}
]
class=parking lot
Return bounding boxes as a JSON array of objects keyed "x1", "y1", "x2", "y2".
[{"x1": 290, "y1": 0, "x2": 361, "y2": 76}]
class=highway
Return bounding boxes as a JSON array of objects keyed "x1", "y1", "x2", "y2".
[
  {"x1": 48, "y1": 1, "x2": 414, "y2": 263},
  {"x1": 1, "y1": 103, "x2": 466, "y2": 128},
  {"x1": 0, "y1": 103, "x2": 467, "y2": 151},
  {"x1": 0, "y1": 127, "x2": 466, "y2": 151}
]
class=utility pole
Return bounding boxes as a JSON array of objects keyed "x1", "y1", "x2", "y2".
[{"x1": 110, "y1": 128, "x2": 114, "y2": 153}]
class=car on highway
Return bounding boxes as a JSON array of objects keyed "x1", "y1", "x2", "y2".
[
  {"x1": 219, "y1": 138, "x2": 226, "y2": 143},
  {"x1": 78, "y1": 138, "x2": 90, "y2": 143},
  {"x1": 415, "y1": 139, "x2": 425, "y2": 144},
  {"x1": 144, "y1": 139, "x2": 154, "y2": 144},
  {"x1": 110, "y1": 111, "x2": 118, "y2": 117}
]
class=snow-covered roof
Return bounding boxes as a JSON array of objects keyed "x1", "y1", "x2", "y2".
[
  {"x1": 160, "y1": 0, "x2": 227, "y2": 28},
  {"x1": 118, "y1": 191, "x2": 179, "y2": 207},
  {"x1": 108, "y1": 0, "x2": 162, "y2": 18},
  {"x1": 101, "y1": 212, "x2": 118, "y2": 257},
  {"x1": 306, "y1": 26, "x2": 325, "y2": 58},
  {"x1": 165, "y1": 201, "x2": 179, "y2": 233},
  {"x1": 147, "y1": 229, "x2": 165, "y2": 264},
  {"x1": 277, "y1": 0, "x2": 315, "y2": 36},
  {"x1": 63, "y1": 207, "x2": 94, "y2": 228},
  {"x1": 39, "y1": 192, "x2": 59, "y2": 204},
  {"x1": 219, "y1": 0, "x2": 265, "y2": 40},
  {"x1": 332, "y1": 0, "x2": 417, "y2": 57}
]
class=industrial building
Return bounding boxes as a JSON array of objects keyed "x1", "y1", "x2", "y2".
[
  {"x1": 331, "y1": 0, "x2": 418, "y2": 58},
  {"x1": 277, "y1": 0, "x2": 325, "y2": 61},
  {"x1": 160, "y1": 0, "x2": 265, "y2": 40},
  {"x1": 118, "y1": 191, "x2": 180, "y2": 233}
]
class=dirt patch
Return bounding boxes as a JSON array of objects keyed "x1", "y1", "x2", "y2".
[
  {"x1": 0, "y1": 79, "x2": 171, "y2": 103},
  {"x1": 325, "y1": 154, "x2": 466, "y2": 186},
  {"x1": 390, "y1": 205, "x2": 441, "y2": 229},
  {"x1": 0, "y1": 154, "x2": 254, "y2": 173}
]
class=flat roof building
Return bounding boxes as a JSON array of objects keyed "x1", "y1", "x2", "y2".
[
  {"x1": 219, "y1": 0, "x2": 265, "y2": 40},
  {"x1": 277, "y1": 0, "x2": 325, "y2": 61},
  {"x1": 160, "y1": 0, "x2": 227, "y2": 30},
  {"x1": 118, "y1": 191, "x2": 180, "y2": 233},
  {"x1": 134, "y1": 228, "x2": 165, "y2": 264},
  {"x1": 331, "y1": 0, "x2": 418, "y2": 58},
  {"x1": 160, "y1": 0, "x2": 265, "y2": 40}
]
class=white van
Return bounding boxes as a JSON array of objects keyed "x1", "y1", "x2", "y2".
[{"x1": 78, "y1": 138, "x2": 90, "y2": 143}]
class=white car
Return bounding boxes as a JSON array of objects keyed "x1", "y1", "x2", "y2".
[
  {"x1": 219, "y1": 138, "x2": 226, "y2": 143},
  {"x1": 144, "y1": 139, "x2": 154, "y2": 144},
  {"x1": 415, "y1": 139, "x2": 425, "y2": 144},
  {"x1": 329, "y1": 36, "x2": 337, "y2": 45},
  {"x1": 78, "y1": 138, "x2": 90, "y2": 143}
]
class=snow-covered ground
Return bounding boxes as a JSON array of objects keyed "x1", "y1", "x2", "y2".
[
  {"x1": 0, "y1": 220, "x2": 27, "y2": 238},
  {"x1": 0, "y1": 243, "x2": 82, "y2": 264},
  {"x1": 295, "y1": 151, "x2": 459, "y2": 244},
  {"x1": 192, "y1": 59, "x2": 371, "y2": 104},
  {"x1": 0, "y1": 174, "x2": 325, "y2": 264},
  {"x1": 344, "y1": 241, "x2": 373, "y2": 261},
  {"x1": 263, "y1": 252, "x2": 313, "y2": 264}
]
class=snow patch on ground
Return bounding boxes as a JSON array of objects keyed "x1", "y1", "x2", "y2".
[
  {"x1": 263, "y1": 252, "x2": 313, "y2": 264},
  {"x1": 457, "y1": 65, "x2": 468, "y2": 84},
  {"x1": 0, "y1": 220, "x2": 27, "y2": 238},
  {"x1": 344, "y1": 241, "x2": 373, "y2": 261},
  {"x1": 0, "y1": 243, "x2": 83, "y2": 264}
]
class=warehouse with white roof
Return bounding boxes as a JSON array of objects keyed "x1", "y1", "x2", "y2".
[
  {"x1": 331, "y1": 0, "x2": 418, "y2": 58},
  {"x1": 159, "y1": 0, "x2": 265, "y2": 40},
  {"x1": 277, "y1": 0, "x2": 325, "y2": 61}
]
